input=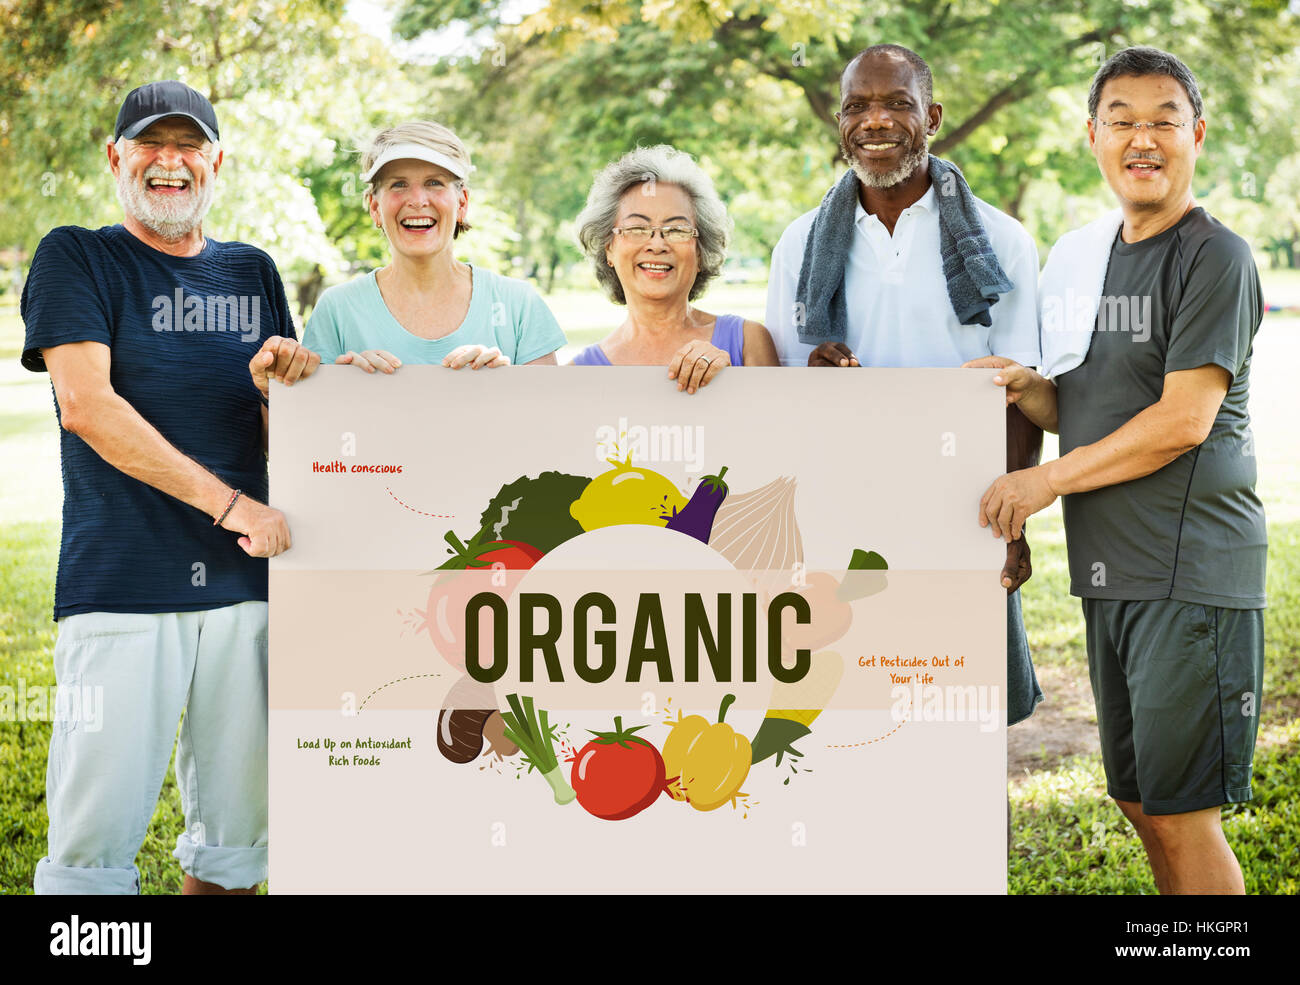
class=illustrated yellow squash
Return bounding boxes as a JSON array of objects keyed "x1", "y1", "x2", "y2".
[{"x1": 662, "y1": 694, "x2": 751, "y2": 811}]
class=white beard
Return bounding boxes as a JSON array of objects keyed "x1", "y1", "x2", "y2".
[
  {"x1": 845, "y1": 139, "x2": 930, "y2": 189},
  {"x1": 116, "y1": 161, "x2": 215, "y2": 241}
]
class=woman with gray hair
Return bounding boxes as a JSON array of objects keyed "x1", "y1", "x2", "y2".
[{"x1": 572, "y1": 145, "x2": 777, "y2": 391}]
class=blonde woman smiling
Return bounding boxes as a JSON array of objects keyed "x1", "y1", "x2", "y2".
[{"x1": 303, "y1": 121, "x2": 565, "y2": 373}]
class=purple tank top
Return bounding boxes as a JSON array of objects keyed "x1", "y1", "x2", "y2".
[{"x1": 572, "y1": 313, "x2": 746, "y2": 366}]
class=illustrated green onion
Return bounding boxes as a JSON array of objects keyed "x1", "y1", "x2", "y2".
[{"x1": 498, "y1": 693, "x2": 576, "y2": 805}]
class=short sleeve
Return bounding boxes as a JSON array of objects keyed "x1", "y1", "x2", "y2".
[
  {"x1": 264, "y1": 259, "x2": 297, "y2": 342},
  {"x1": 20, "y1": 228, "x2": 112, "y2": 372},
  {"x1": 1165, "y1": 233, "x2": 1261, "y2": 378},
  {"x1": 302, "y1": 288, "x2": 345, "y2": 364},
  {"x1": 986, "y1": 226, "x2": 1042, "y2": 369},
  {"x1": 511, "y1": 282, "x2": 566, "y2": 364}
]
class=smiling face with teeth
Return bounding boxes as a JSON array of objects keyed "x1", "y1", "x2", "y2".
[
  {"x1": 604, "y1": 182, "x2": 700, "y2": 305},
  {"x1": 836, "y1": 51, "x2": 941, "y2": 193},
  {"x1": 367, "y1": 159, "x2": 468, "y2": 261},
  {"x1": 1089, "y1": 73, "x2": 1205, "y2": 215},
  {"x1": 109, "y1": 116, "x2": 220, "y2": 245}
]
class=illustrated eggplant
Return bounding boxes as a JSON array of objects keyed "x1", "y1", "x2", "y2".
[{"x1": 666, "y1": 466, "x2": 729, "y2": 544}]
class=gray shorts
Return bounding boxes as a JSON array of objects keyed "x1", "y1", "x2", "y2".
[{"x1": 1083, "y1": 597, "x2": 1265, "y2": 815}]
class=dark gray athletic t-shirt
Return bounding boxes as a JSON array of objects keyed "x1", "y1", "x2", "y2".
[{"x1": 1055, "y1": 208, "x2": 1265, "y2": 608}]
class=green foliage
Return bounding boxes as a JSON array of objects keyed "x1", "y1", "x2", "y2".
[
  {"x1": 391, "y1": 0, "x2": 1300, "y2": 268},
  {"x1": 2, "y1": 308, "x2": 1299, "y2": 894},
  {"x1": 5, "y1": 0, "x2": 1297, "y2": 289},
  {"x1": 1263, "y1": 521, "x2": 1300, "y2": 704},
  {"x1": 0, "y1": 0, "x2": 419, "y2": 282},
  {"x1": 0, "y1": 520, "x2": 60, "y2": 893},
  {"x1": 1009, "y1": 513, "x2": 1300, "y2": 893},
  {"x1": 473, "y1": 471, "x2": 591, "y2": 554},
  {"x1": 1010, "y1": 723, "x2": 1300, "y2": 894},
  {"x1": 395, "y1": 12, "x2": 841, "y2": 281},
  {"x1": 0, "y1": 520, "x2": 192, "y2": 894},
  {"x1": 1017, "y1": 505, "x2": 1087, "y2": 668}
]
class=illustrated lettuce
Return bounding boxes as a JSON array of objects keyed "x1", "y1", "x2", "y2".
[{"x1": 474, "y1": 471, "x2": 591, "y2": 555}]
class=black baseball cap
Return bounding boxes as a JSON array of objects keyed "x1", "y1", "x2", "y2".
[{"x1": 113, "y1": 81, "x2": 219, "y2": 143}]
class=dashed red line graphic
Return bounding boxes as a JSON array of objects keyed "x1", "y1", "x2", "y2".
[{"x1": 386, "y1": 486, "x2": 455, "y2": 519}]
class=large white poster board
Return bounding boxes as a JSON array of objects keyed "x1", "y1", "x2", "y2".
[{"x1": 269, "y1": 366, "x2": 1007, "y2": 892}]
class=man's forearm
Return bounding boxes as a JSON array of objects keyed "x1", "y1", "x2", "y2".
[
  {"x1": 1017, "y1": 373, "x2": 1059, "y2": 433},
  {"x1": 1045, "y1": 399, "x2": 1200, "y2": 496},
  {"x1": 1007, "y1": 403, "x2": 1043, "y2": 473},
  {"x1": 63, "y1": 389, "x2": 236, "y2": 518}
]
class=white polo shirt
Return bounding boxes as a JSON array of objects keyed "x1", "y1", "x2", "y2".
[{"x1": 764, "y1": 184, "x2": 1042, "y2": 368}]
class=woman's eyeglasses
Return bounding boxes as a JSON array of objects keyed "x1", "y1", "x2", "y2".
[{"x1": 613, "y1": 225, "x2": 699, "y2": 243}]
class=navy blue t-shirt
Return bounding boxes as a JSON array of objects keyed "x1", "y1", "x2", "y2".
[{"x1": 21, "y1": 225, "x2": 295, "y2": 620}]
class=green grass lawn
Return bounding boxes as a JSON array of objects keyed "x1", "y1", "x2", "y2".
[
  {"x1": 2, "y1": 282, "x2": 1298, "y2": 894},
  {"x1": 1010, "y1": 512, "x2": 1300, "y2": 894}
]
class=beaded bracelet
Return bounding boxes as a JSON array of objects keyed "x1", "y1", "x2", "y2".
[{"x1": 214, "y1": 489, "x2": 242, "y2": 526}]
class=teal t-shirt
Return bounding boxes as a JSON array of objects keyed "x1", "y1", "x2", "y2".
[{"x1": 303, "y1": 265, "x2": 566, "y2": 365}]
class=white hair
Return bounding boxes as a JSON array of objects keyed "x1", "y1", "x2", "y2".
[
  {"x1": 575, "y1": 144, "x2": 731, "y2": 305},
  {"x1": 112, "y1": 128, "x2": 219, "y2": 241}
]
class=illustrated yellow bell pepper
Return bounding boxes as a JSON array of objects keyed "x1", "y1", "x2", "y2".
[{"x1": 663, "y1": 694, "x2": 751, "y2": 811}]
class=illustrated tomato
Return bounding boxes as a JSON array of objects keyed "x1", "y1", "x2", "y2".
[
  {"x1": 570, "y1": 717, "x2": 669, "y2": 821},
  {"x1": 473, "y1": 540, "x2": 544, "y2": 568},
  {"x1": 421, "y1": 572, "x2": 491, "y2": 671},
  {"x1": 422, "y1": 530, "x2": 543, "y2": 670},
  {"x1": 439, "y1": 530, "x2": 544, "y2": 571}
]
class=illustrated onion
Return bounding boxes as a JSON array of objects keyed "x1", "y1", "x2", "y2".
[
  {"x1": 707, "y1": 476, "x2": 804, "y2": 571},
  {"x1": 482, "y1": 710, "x2": 520, "y2": 759}
]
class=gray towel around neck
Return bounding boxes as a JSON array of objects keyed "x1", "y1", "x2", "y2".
[{"x1": 794, "y1": 155, "x2": 1014, "y2": 344}]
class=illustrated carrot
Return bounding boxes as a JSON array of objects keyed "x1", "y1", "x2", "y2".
[
  {"x1": 666, "y1": 466, "x2": 729, "y2": 543},
  {"x1": 750, "y1": 651, "x2": 845, "y2": 766}
]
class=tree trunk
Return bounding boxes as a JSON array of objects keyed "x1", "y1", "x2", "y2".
[
  {"x1": 515, "y1": 198, "x2": 531, "y2": 277},
  {"x1": 543, "y1": 245, "x2": 559, "y2": 294},
  {"x1": 1005, "y1": 175, "x2": 1030, "y2": 222},
  {"x1": 296, "y1": 264, "x2": 325, "y2": 319}
]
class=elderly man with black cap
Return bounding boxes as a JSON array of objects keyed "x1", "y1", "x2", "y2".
[{"x1": 20, "y1": 80, "x2": 315, "y2": 894}]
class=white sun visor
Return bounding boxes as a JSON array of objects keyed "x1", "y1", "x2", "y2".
[{"x1": 360, "y1": 143, "x2": 475, "y2": 183}]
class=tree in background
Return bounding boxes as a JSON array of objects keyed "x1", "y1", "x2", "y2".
[
  {"x1": 394, "y1": 0, "x2": 1300, "y2": 267},
  {"x1": 3, "y1": 0, "x2": 1296, "y2": 304},
  {"x1": 0, "y1": 0, "x2": 424, "y2": 302}
]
